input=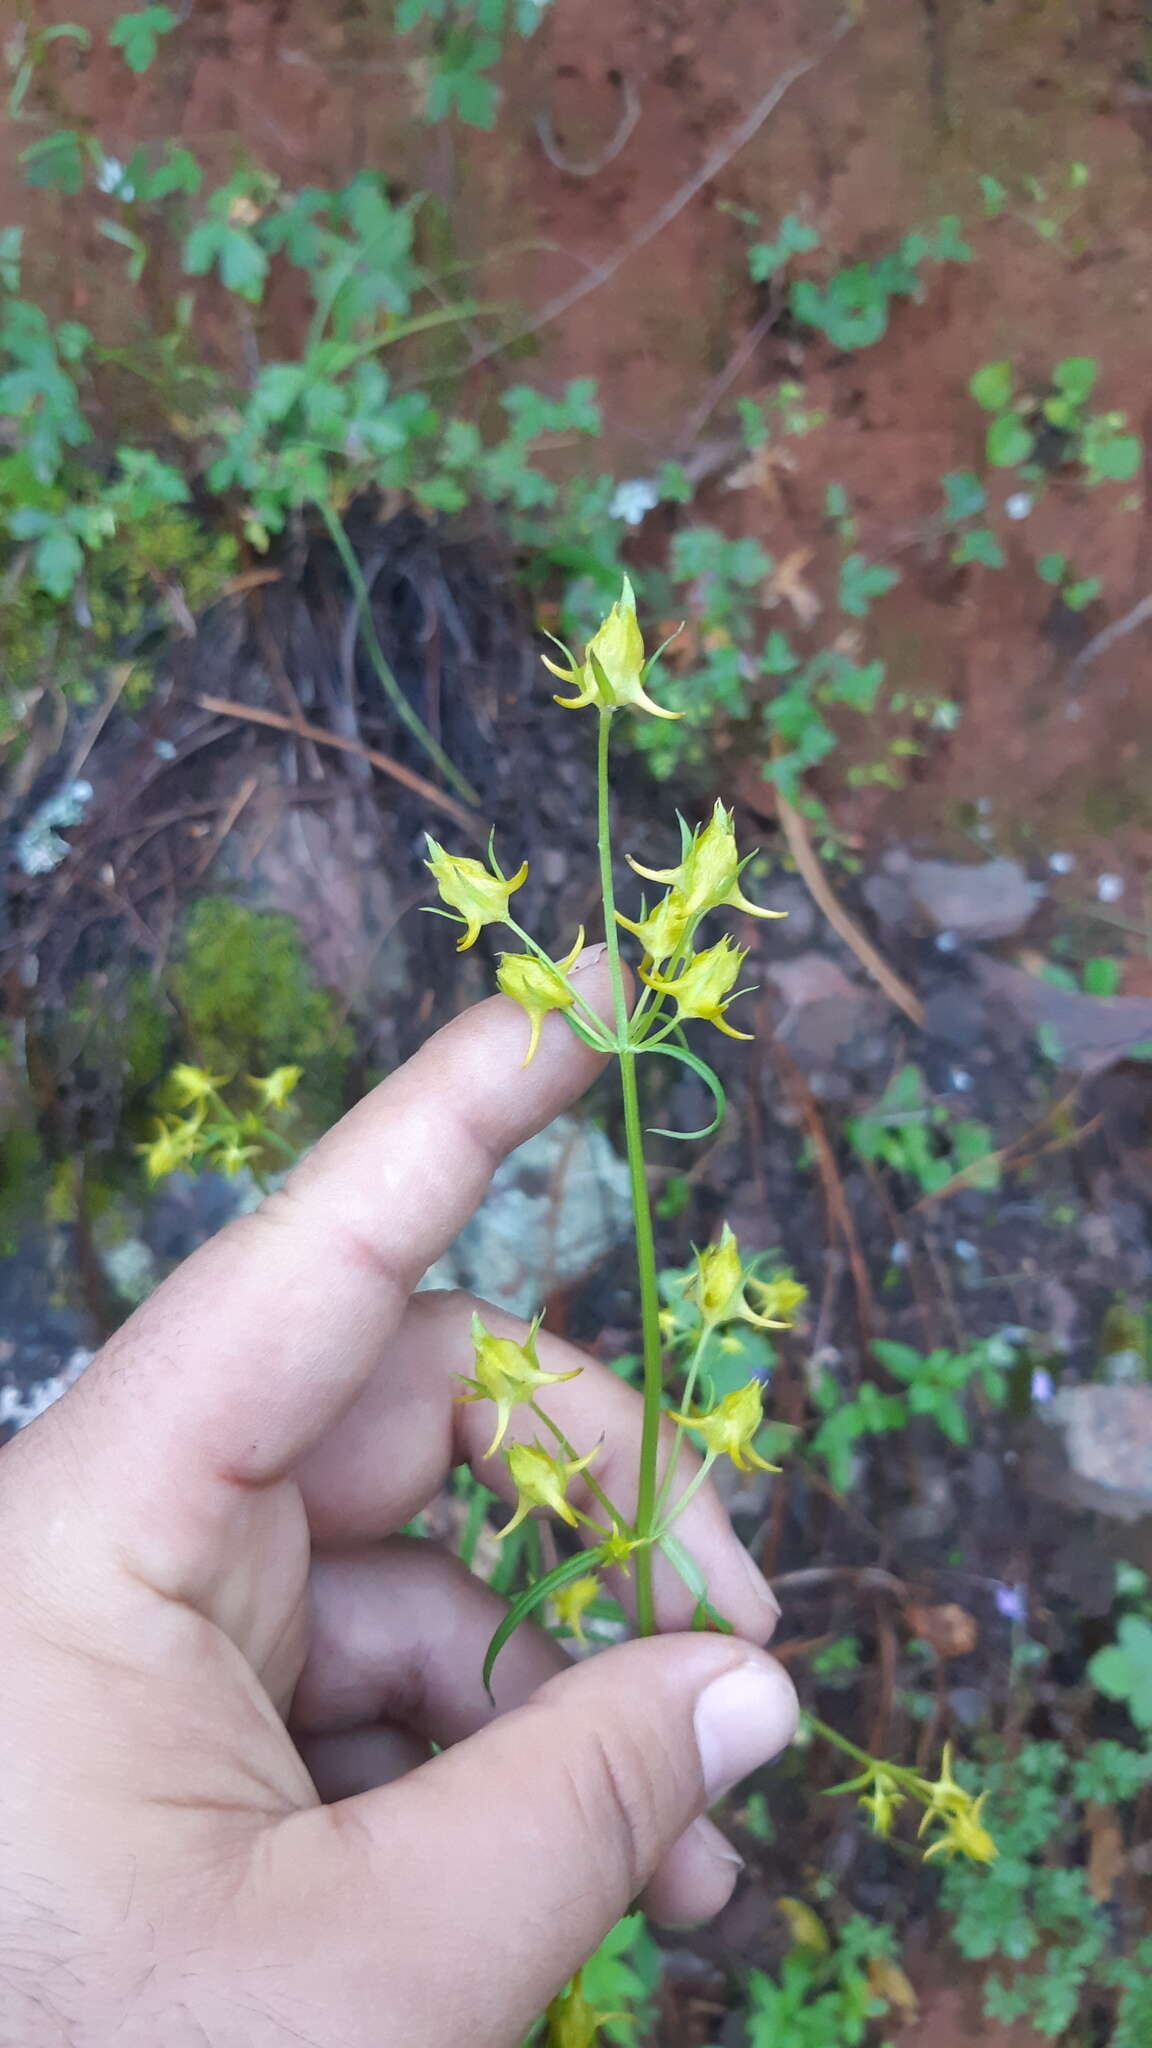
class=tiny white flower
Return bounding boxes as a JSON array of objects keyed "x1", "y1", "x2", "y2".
[
  {"x1": 1005, "y1": 492, "x2": 1033, "y2": 521},
  {"x1": 1048, "y1": 852, "x2": 1075, "y2": 874},
  {"x1": 96, "y1": 155, "x2": 134, "y2": 200},
  {"x1": 608, "y1": 478, "x2": 660, "y2": 527},
  {"x1": 1097, "y1": 873, "x2": 1125, "y2": 903}
]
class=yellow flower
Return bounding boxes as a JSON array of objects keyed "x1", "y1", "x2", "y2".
[
  {"x1": 615, "y1": 886, "x2": 693, "y2": 966},
  {"x1": 545, "y1": 1971, "x2": 610, "y2": 2048},
  {"x1": 551, "y1": 1573, "x2": 600, "y2": 1645},
  {"x1": 424, "y1": 836, "x2": 528, "y2": 951},
  {"x1": 748, "y1": 1274, "x2": 808, "y2": 1326},
  {"x1": 599, "y1": 1529, "x2": 640, "y2": 1573},
  {"x1": 629, "y1": 801, "x2": 783, "y2": 922},
  {"x1": 861, "y1": 1772, "x2": 905, "y2": 1839},
  {"x1": 920, "y1": 1743, "x2": 971, "y2": 1820},
  {"x1": 499, "y1": 1440, "x2": 599, "y2": 1540},
  {"x1": 686, "y1": 1224, "x2": 785, "y2": 1331},
  {"x1": 641, "y1": 935, "x2": 753, "y2": 1040},
  {"x1": 921, "y1": 1792, "x2": 997, "y2": 1865},
  {"x1": 541, "y1": 575, "x2": 680, "y2": 720},
  {"x1": 169, "y1": 1063, "x2": 228, "y2": 1107},
  {"x1": 136, "y1": 1113, "x2": 203, "y2": 1182},
  {"x1": 667, "y1": 1380, "x2": 779, "y2": 1473},
  {"x1": 211, "y1": 1136, "x2": 261, "y2": 1178},
  {"x1": 458, "y1": 1311, "x2": 581, "y2": 1459},
  {"x1": 496, "y1": 929, "x2": 585, "y2": 1065},
  {"x1": 247, "y1": 1065, "x2": 303, "y2": 1112}
]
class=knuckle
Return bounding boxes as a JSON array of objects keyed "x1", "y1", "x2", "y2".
[{"x1": 568, "y1": 1719, "x2": 672, "y2": 1904}]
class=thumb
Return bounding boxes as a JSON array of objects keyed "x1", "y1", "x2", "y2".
[{"x1": 323, "y1": 1634, "x2": 797, "y2": 2044}]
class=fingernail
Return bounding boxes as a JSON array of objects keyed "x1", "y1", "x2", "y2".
[
  {"x1": 690, "y1": 1815, "x2": 745, "y2": 1871},
  {"x1": 694, "y1": 1658, "x2": 797, "y2": 1804},
  {"x1": 736, "y1": 1543, "x2": 781, "y2": 1632},
  {"x1": 568, "y1": 942, "x2": 607, "y2": 976}
]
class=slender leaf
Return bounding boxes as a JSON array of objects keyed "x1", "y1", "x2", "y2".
[
  {"x1": 483, "y1": 1551, "x2": 596, "y2": 1698},
  {"x1": 643, "y1": 1042, "x2": 727, "y2": 1141}
]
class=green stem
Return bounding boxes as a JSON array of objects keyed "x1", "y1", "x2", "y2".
[
  {"x1": 804, "y1": 1713, "x2": 931, "y2": 1796},
  {"x1": 652, "y1": 1324, "x2": 713, "y2": 1528},
  {"x1": 596, "y1": 710, "x2": 664, "y2": 1637},
  {"x1": 458, "y1": 1475, "x2": 492, "y2": 1571},
  {"x1": 653, "y1": 1452, "x2": 717, "y2": 1540},
  {"x1": 315, "y1": 495, "x2": 479, "y2": 805}
]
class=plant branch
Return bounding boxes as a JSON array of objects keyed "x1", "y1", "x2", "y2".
[
  {"x1": 596, "y1": 711, "x2": 663, "y2": 1636},
  {"x1": 315, "y1": 495, "x2": 479, "y2": 805}
]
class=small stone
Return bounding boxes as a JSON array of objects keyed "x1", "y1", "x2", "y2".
[
  {"x1": 976, "y1": 957, "x2": 1152, "y2": 1074},
  {"x1": 418, "y1": 1115, "x2": 632, "y2": 1319},
  {"x1": 767, "y1": 953, "x2": 857, "y2": 1011},
  {"x1": 1048, "y1": 851, "x2": 1075, "y2": 874},
  {"x1": 1040, "y1": 1385, "x2": 1152, "y2": 1521},
  {"x1": 1097, "y1": 873, "x2": 1125, "y2": 903},
  {"x1": 906, "y1": 856, "x2": 1043, "y2": 940}
]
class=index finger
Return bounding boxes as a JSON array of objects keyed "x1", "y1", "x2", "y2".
[{"x1": 63, "y1": 954, "x2": 615, "y2": 1507}]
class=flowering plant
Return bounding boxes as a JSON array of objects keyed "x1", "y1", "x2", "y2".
[{"x1": 426, "y1": 576, "x2": 997, "y2": 1961}]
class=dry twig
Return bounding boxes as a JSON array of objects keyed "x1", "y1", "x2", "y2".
[
  {"x1": 771, "y1": 1037, "x2": 876, "y2": 1343},
  {"x1": 774, "y1": 783, "x2": 924, "y2": 1025},
  {"x1": 194, "y1": 693, "x2": 483, "y2": 837}
]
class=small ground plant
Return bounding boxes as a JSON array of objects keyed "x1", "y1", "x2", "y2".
[
  {"x1": 969, "y1": 355, "x2": 1141, "y2": 485},
  {"x1": 941, "y1": 1737, "x2": 1152, "y2": 2040}
]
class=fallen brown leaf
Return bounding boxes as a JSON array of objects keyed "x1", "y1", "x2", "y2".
[
  {"x1": 905, "y1": 1601, "x2": 979, "y2": 1659},
  {"x1": 766, "y1": 545, "x2": 822, "y2": 625}
]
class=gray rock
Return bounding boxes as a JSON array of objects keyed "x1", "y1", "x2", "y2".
[
  {"x1": 767, "y1": 952, "x2": 858, "y2": 1013},
  {"x1": 419, "y1": 1114, "x2": 632, "y2": 1319},
  {"x1": 0, "y1": 1347, "x2": 91, "y2": 1433},
  {"x1": 905, "y1": 856, "x2": 1043, "y2": 940},
  {"x1": 755, "y1": 875, "x2": 818, "y2": 943},
  {"x1": 976, "y1": 957, "x2": 1152, "y2": 1073},
  {"x1": 1039, "y1": 1384, "x2": 1152, "y2": 1522}
]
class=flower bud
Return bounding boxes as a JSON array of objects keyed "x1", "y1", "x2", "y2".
[
  {"x1": 641, "y1": 935, "x2": 752, "y2": 1039},
  {"x1": 550, "y1": 1572, "x2": 600, "y2": 1645},
  {"x1": 541, "y1": 576, "x2": 680, "y2": 719},
  {"x1": 247, "y1": 1065, "x2": 303, "y2": 1112},
  {"x1": 458, "y1": 1312, "x2": 581, "y2": 1459},
  {"x1": 496, "y1": 930, "x2": 585, "y2": 1064},
  {"x1": 425, "y1": 836, "x2": 527, "y2": 951},
  {"x1": 629, "y1": 800, "x2": 783, "y2": 921},
  {"x1": 687, "y1": 1224, "x2": 793, "y2": 1330},
  {"x1": 667, "y1": 1381, "x2": 779, "y2": 1473},
  {"x1": 499, "y1": 1440, "x2": 599, "y2": 1539}
]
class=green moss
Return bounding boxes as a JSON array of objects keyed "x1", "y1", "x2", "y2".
[
  {"x1": 0, "y1": 1119, "x2": 47, "y2": 1257},
  {"x1": 121, "y1": 970, "x2": 170, "y2": 1092},
  {"x1": 171, "y1": 897, "x2": 351, "y2": 1116},
  {"x1": 2, "y1": 512, "x2": 237, "y2": 717}
]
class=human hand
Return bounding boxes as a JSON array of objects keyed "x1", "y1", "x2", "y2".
[{"x1": 0, "y1": 955, "x2": 796, "y2": 2047}]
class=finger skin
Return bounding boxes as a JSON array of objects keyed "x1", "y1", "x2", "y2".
[
  {"x1": 291, "y1": 1539, "x2": 566, "y2": 1745},
  {"x1": 251, "y1": 1638, "x2": 799, "y2": 2048},
  {"x1": 292, "y1": 1541, "x2": 768, "y2": 1925}
]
